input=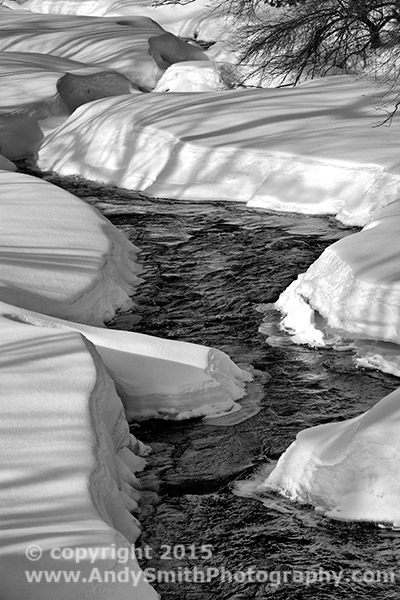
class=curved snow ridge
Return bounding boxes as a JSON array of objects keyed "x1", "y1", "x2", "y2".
[
  {"x1": 0, "y1": 312, "x2": 157, "y2": 599},
  {"x1": 39, "y1": 77, "x2": 400, "y2": 226},
  {"x1": 274, "y1": 198, "x2": 400, "y2": 373},
  {"x1": 1, "y1": 300, "x2": 252, "y2": 421},
  {"x1": 0, "y1": 171, "x2": 143, "y2": 325},
  {"x1": 262, "y1": 384, "x2": 400, "y2": 526}
]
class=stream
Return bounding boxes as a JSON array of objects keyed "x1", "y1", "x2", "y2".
[{"x1": 41, "y1": 172, "x2": 400, "y2": 600}]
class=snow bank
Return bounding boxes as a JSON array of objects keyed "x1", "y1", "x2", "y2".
[
  {"x1": 253, "y1": 385, "x2": 400, "y2": 526},
  {"x1": 15, "y1": 0, "x2": 231, "y2": 40},
  {"x1": 39, "y1": 76, "x2": 400, "y2": 226},
  {"x1": 0, "y1": 311, "x2": 157, "y2": 599},
  {"x1": 0, "y1": 11, "x2": 165, "y2": 90},
  {"x1": 275, "y1": 198, "x2": 400, "y2": 374},
  {"x1": 0, "y1": 299, "x2": 252, "y2": 420},
  {"x1": 0, "y1": 171, "x2": 142, "y2": 325}
]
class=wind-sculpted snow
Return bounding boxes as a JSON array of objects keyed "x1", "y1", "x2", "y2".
[
  {"x1": 0, "y1": 11, "x2": 165, "y2": 90},
  {"x1": 237, "y1": 385, "x2": 400, "y2": 526},
  {"x1": 39, "y1": 76, "x2": 400, "y2": 226},
  {"x1": 0, "y1": 311, "x2": 158, "y2": 599},
  {"x1": 274, "y1": 198, "x2": 400, "y2": 375},
  {"x1": 0, "y1": 171, "x2": 143, "y2": 325},
  {"x1": 0, "y1": 299, "x2": 252, "y2": 421}
]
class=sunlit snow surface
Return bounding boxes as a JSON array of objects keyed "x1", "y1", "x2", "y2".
[{"x1": 39, "y1": 76, "x2": 400, "y2": 226}]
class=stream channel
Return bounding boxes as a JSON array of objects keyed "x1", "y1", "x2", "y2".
[{"x1": 41, "y1": 172, "x2": 400, "y2": 600}]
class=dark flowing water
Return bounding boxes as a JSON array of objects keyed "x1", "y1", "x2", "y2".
[{"x1": 42, "y1": 173, "x2": 400, "y2": 599}]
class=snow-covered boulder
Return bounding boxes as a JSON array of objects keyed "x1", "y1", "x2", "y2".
[
  {"x1": 0, "y1": 171, "x2": 142, "y2": 325},
  {"x1": 0, "y1": 11, "x2": 165, "y2": 90},
  {"x1": 39, "y1": 76, "x2": 400, "y2": 225},
  {"x1": 0, "y1": 153, "x2": 17, "y2": 171},
  {"x1": 0, "y1": 311, "x2": 157, "y2": 599},
  {"x1": 0, "y1": 299, "x2": 252, "y2": 421},
  {"x1": 275, "y1": 198, "x2": 400, "y2": 374},
  {"x1": 258, "y1": 385, "x2": 400, "y2": 526},
  {"x1": 0, "y1": 112, "x2": 44, "y2": 161},
  {"x1": 148, "y1": 32, "x2": 208, "y2": 69},
  {"x1": 0, "y1": 52, "x2": 138, "y2": 138},
  {"x1": 0, "y1": 51, "x2": 139, "y2": 152},
  {"x1": 152, "y1": 61, "x2": 225, "y2": 92},
  {"x1": 56, "y1": 70, "x2": 133, "y2": 112},
  {"x1": 0, "y1": 1, "x2": 28, "y2": 10}
]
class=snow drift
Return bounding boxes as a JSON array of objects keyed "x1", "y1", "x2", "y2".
[
  {"x1": 0, "y1": 310, "x2": 157, "y2": 599},
  {"x1": 0, "y1": 170, "x2": 142, "y2": 325},
  {"x1": 39, "y1": 76, "x2": 400, "y2": 226}
]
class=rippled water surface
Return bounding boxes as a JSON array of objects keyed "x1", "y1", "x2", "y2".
[{"x1": 43, "y1": 173, "x2": 400, "y2": 599}]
